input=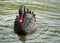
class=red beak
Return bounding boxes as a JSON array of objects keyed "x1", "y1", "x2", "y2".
[{"x1": 19, "y1": 15, "x2": 23, "y2": 22}]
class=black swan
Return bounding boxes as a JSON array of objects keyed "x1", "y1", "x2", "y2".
[{"x1": 14, "y1": 5, "x2": 37, "y2": 35}]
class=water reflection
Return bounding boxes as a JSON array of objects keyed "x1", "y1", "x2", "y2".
[{"x1": 19, "y1": 35, "x2": 26, "y2": 43}]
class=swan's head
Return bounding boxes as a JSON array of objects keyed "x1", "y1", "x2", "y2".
[{"x1": 19, "y1": 5, "x2": 25, "y2": 22}]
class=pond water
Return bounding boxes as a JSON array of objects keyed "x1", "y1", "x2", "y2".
[{"x1": 0, "y1": 0, "x2": 60, "y2": 43}]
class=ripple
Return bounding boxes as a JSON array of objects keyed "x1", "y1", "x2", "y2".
[{"x1": 0, "y1": 0, "x2": 60, "y2": 43}]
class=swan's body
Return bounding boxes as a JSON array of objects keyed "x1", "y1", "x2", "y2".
[{"x1": 14, "y1": 5, "x2": 37, "y2": 35}]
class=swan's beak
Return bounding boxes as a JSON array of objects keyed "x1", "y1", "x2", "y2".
[{"x1": 19, "y1": 14, "x2": 23, "y2": 22}]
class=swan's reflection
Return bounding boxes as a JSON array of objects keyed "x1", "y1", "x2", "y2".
[{"x1": 19, "y1": 35, "x2": 27, "y2": 43}]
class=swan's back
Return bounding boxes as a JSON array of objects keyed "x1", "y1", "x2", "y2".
[{"x1": 22, "y1": 13, "x2": 37, "y2": 33}]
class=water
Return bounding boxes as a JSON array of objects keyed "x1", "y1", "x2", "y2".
[{"x1": 0, "y1": 0, "x2": 60, "y2": 43}]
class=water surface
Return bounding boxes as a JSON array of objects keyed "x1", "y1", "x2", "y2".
[{"x1": 0, "y1": 0, "x2": 60, "y2": 43}]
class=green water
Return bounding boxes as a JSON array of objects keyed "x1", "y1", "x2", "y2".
[{"x1": 0, "y1": 0, "x2": 60, "y2": 43}]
